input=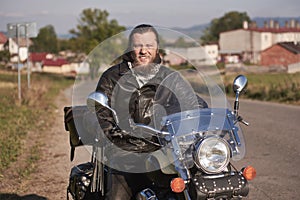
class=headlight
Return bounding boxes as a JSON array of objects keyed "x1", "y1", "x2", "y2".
[{"x1": 194, "y1": 136, "x2": 230, "y2": 174}]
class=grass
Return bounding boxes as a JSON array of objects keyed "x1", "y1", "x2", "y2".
[
  {"x1": 0, "y1": 70, "x2": 73, "y2": 177},
  {"x1": 223, "y1": 72, "x2": 300, "y2": 105},
  {"x1": 173, "y1": 64, "x2": 300, "y2": 105},
  {"x1": 172, "y1": 65, "x2": 300, "y2": 105}
]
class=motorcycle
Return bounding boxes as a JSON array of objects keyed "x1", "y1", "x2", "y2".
[{"x1": 64, "y1": 74, "x2": 256, "y2": 200}]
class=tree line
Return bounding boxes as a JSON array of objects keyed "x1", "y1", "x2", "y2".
[{"x1": 29, "y1": 9, "x2": 251, "y2": 54}]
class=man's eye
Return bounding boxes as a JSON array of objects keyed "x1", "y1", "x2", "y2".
[
  {"x1": 146, "y1": 44, "x2": 154, "y2": 49},
  {"x1": 133, "y1": 44, "x2": 155, "y2": 50},
  {"x1": 133, "y1": 44, "x2": 143, "y2": 49}
]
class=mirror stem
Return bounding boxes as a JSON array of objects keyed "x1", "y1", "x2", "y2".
[{"x1": 234, "y1": 92, "x2": 240, "y2": 115}]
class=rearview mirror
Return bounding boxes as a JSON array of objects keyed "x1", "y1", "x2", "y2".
[
  {"x1": 232, "y1": 75, "x2": 248, "y2": 115},
  {"x1": 87, "y1": 92, "x2": 119, "y2": 125},
  {"x1": 233, "y1": 75, "x2": 248, "y2": 94}
]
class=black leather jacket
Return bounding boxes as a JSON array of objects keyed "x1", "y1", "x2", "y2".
[{"x1": 95, "y1": 61, "x2": 207, "y2": 152}]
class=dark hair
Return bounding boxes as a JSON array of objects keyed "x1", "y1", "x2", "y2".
[
  {"x1": 123, "y1": 24, "x2": 161, "y2": 64},
  {"x1": 128, "y1": 24, "x2": 160, "y2": 48}
]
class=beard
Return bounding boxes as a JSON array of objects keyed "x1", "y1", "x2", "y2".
[
  {"x1": 132, "y1": 63, "x2": 160, "y2": 78},
  {"x1": 131, "y1": 63, "x2": 161, "y2": 86}
]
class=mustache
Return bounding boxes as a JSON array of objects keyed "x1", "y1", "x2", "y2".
[{"x1": 132, "y1": 63, "x2": 160, "y2": 77}]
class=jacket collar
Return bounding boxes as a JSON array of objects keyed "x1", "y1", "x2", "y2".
[{"x1": 118, "y1": 61, "x2": 131, "y2": 76}]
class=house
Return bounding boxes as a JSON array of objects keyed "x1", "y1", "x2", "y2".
[
  {"x1": 261, "y1": 42, "x2": 300, "y2": 73},
  {"x1": 164, "y1": 48, "x2": 188, "y2": 66},
  {"x1": 164, "y1": 45, "x2": 217, "y2": 66},
  {"x1": 28, "y1": 52, "x2": 89, "y2": 76},
  {"x1": 202, "y1": 43, "x2": 219, "y2": 64},
  {"x1": 8, "y1": 37, "x2": 32, "y2": 63},
  {"x1": 42, "y1": 58, "x2": 72, "y2": 74},
  {"x1": 219, "y1": 19, "x2": 300, "y2": 64},
  {"x1": 29, "y1": 52, "x2": 53, "y2": 72},
  {"x1": 0, "y1": 32, "x2": 8, "y2": 51}
]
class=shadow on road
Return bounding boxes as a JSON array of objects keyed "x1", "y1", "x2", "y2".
[{"x1": 0, "y1": 193, "x2": 47, "y2": 200}]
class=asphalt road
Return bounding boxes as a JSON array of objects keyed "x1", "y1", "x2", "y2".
[
  {"x1": 71, "y1": 79, "x2": 300, "y2": 199},
  {"x1": 232, "y1": 98, "x2": 300, "y2": 199}
]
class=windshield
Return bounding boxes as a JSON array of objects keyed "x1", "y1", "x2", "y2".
[
  {"x1": 161, "y1": 108, "x2": 246, "y2": 161},
  {"x1": 70, "y1": 26, "x2": 245, "y2": 173}
]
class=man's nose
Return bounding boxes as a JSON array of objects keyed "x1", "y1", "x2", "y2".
[{"x1": 140, "y1": 46, "x2": 147, "y2": 53}]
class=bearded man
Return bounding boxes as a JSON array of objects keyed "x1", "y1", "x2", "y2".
[{"x1": 95, "y1": 24, "x2": 207, "y2": 199}]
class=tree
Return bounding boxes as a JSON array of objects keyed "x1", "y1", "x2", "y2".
[
  {"x1": 30, "y1": 25, "x2": 58, "y2": 53},
  {"x1": 200, "y1": 11, "x2": 251, "y2": 44},
  {"x1": 0, "y1": 50, "x2": 10, "y2": 64},
  {"x1": 69, "y1": 8, "x2": 126, "y2": 54}
]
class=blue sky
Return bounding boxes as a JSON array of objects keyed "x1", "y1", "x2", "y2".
[{"x1": 1, "y1": 0, "x2": 299, "y2": 34}]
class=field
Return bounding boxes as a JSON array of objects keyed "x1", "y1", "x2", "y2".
[
  {"x1": 223, "y1": 72, "x2": 300, "y2": 105},
  {"x1": 0, "y1": 70, "x2": 73, "y2": 177}
]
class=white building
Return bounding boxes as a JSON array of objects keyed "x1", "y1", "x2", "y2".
[
  {"x1": 219, "y1": 20, "x2": 300, "y2": 64},
  {"x1": 8, "y1": 38, "x2": 31, "y2": 63},
  {"x1": 164, "y1": 45, "x2": 218, "y2": 67}
]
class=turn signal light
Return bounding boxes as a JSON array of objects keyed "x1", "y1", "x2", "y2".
[
  {"x1": 170, "y1": 177, "x2": 185, "y2": 193},
  {"x1": 243, "y1": 166, "x2": 256, "y2": 180}
]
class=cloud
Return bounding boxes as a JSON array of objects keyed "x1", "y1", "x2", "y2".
[
  {"x1": 0, "y1": 11, "x2": 25, "y2": 18},
  {"x1": 36, "y1": 10, "x2": 50, "y2": 16}
]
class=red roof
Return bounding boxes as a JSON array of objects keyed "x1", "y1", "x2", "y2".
[
  {"x1": 43, "y1": 58, "x2": 68, "y2": 66},
  {"x1": 30, "y1": 52, "x2": 48, "y2": 62},
  {"x1": 0, "y1": 32, "x2": 7, "y2": 44}
]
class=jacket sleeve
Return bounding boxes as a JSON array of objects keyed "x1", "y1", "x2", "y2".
[{"x1": 95, "y1": 74, "x2": 117, "y2": 140}]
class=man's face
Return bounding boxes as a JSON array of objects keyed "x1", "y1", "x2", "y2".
[{"x1": 131, "y1": 31, "x2": 158, "y2": 66}]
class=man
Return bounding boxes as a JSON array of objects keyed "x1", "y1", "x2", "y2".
[{"x1": 95, "y1": 24, "x2": 207, "y2": 199}]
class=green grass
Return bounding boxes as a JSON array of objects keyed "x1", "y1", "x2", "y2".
[
  {"x1": 223, "y1": 73, "x2": 300, "y2": 104},
  {"x1": 170, "y1": 64, "x2": 300, "y2": 105},
  {"x1": 0, "y1": 71, "x2": 73, "y2": 176}
]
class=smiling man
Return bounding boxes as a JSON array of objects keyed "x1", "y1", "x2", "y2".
[
  {"x1": 128, "y1": 24, "x2": 162, "y2": 86},
  {"x1": 94, "y1": 24, "x2": 207, "y2": 199}
]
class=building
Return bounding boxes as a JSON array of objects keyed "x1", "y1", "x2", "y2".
[
  {"x1": 29, "y1": 52, "x2": 53, "y2": 72},
  {"x1": 261, "y1": 42, "x2": 300, "y2": 70},
  {"x1": 8, "y1": 37, "x2": 32, "y2": 63},
  {"x1": 0, "y1": 32, "x2": 8, "y2": 51},
  {"x1": 202, "y1": 43, "x2": 219, "y2": 64},
  {"x1": 164, "y1": 45, "x2": 218, "y2": 66},
  {"x1": 219, "y1": 19, "x2": 300, "y2": 64},
  {"x1": 42, "y1": 58, "x2": 71, "y2": 74}
]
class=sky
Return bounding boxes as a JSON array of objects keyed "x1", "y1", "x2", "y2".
[{"x1": 1, "y1": 0, "x2": 300, "y2": 35}]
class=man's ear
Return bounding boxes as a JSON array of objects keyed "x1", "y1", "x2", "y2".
[{"x1": 154, "y1": 52, "x2": 162, "y2": 64}]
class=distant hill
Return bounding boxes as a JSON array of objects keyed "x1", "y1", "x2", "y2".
[
  {"x1": 55, "y1": 17, "x2": 300, "y2": 41},
  {"x1": 171, "y1": 24, "x2": 209, "y2": 41}
]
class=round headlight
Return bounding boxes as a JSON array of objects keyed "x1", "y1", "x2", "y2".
[{"x1": 194, "y1": 136, "x2": 230, "y2": 174}]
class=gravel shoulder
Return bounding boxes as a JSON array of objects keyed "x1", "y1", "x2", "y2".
[{"x1": 0, "y1": 87, "x2": 90, "y2": 200}]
